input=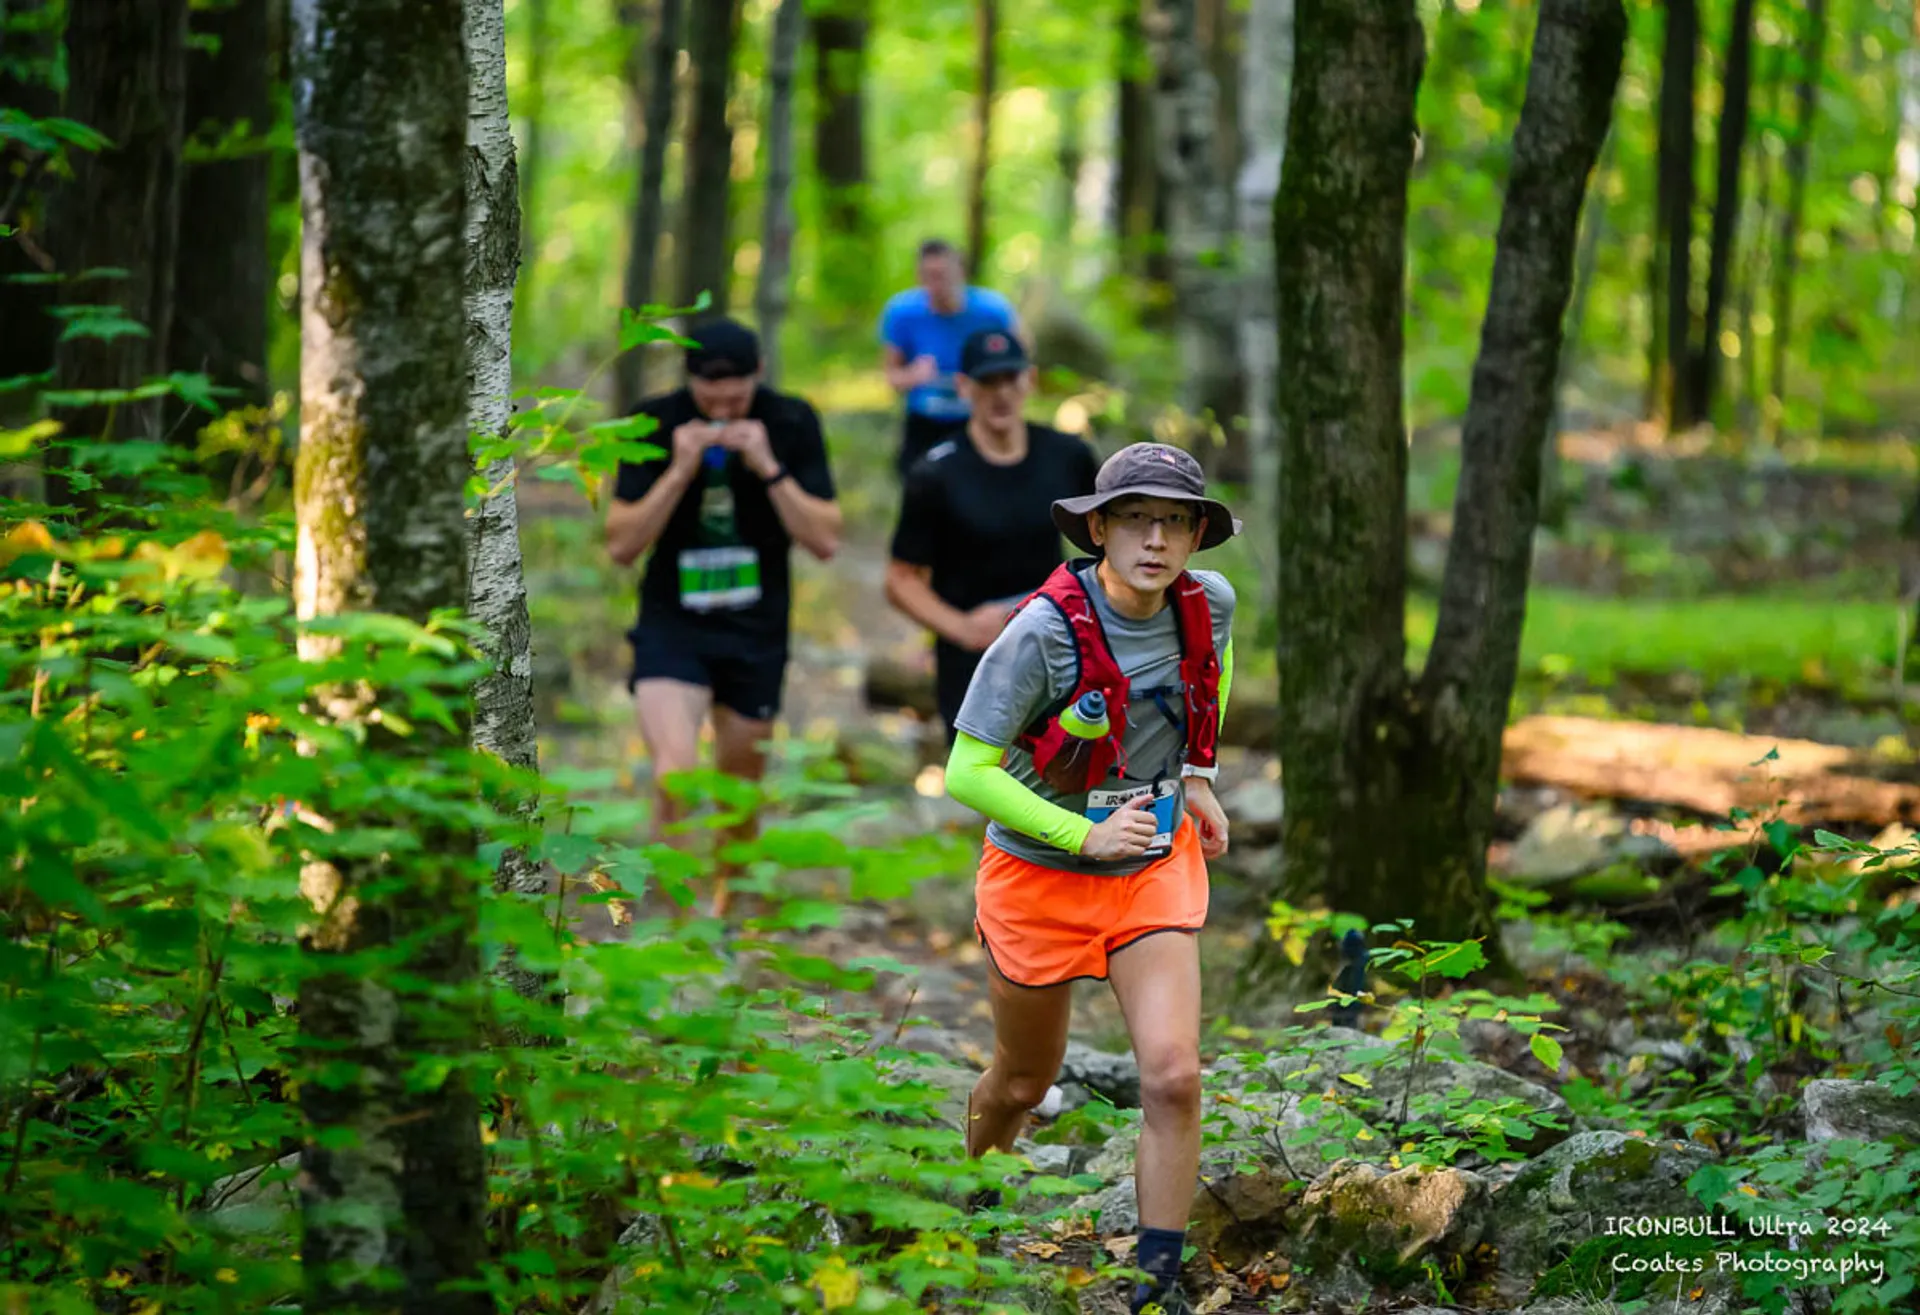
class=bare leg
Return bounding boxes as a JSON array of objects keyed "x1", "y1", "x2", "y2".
[
  {"x1": 968, "y1": 955, "x2": 1074, "y2": 1155},
  {"x1": 1107, "y1": 932, "x2": 1203, "y2": 1230},
  {"x1": 633, "y1": 678, "x2": 711, "y2": 912},
  {"x1": 709, "y1": 705, "x2": 773, "y2": 917}
]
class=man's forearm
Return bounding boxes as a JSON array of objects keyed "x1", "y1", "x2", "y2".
[
  {"x1": 607, "y1": 463, "x2": 697, "y2": 565},
  {"x1": 884, "y1": 568, "x2": 973, "y2": 647},
  {"x1": 766, "y1": 479, "x2": 841, "y2": 560}
]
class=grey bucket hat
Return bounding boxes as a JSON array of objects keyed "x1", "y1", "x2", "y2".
[{"x1": 1051, "y1": 442, "x2": 1242, "y2": 554}]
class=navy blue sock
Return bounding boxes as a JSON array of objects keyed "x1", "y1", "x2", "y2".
[{"x1": 1132, "y1": 1227, "x2": 1184, "y2": 1309}]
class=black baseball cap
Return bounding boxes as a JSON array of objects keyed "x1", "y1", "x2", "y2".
[
  {"x1": 685, "y1": 317, "x2": 761, "y2": 380},
  {"x1": 959, "y1": 327, "x2": 1029, "y2": 380}
]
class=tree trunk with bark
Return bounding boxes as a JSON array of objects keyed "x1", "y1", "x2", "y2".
[
  {"x1": 45, "y1": 0, "x2": 188, "y2": 498},
  {"x1": 1151, "y1": 0, "x2": 1243, "y2": 469},
  {"x1": 1736, "y1": 45, "x2": 1783, "y2": 434},
  {"x1": 0, "y1": 1, "x2": 63, "y2": 408},
  {"x1": 1236, "y1": 0, "x2": 1293, "y2": 615},
  {"x1": 810, "y1": 0, "x2": 873, "y2": 318},
  {"x1": 1115, "y1": 0, "x2": 1166, "y2": 282},
  {"x1": 616, "y1": 0, "x2": 683, "y2": 414},
  {"x1": 678, "y1": 0, "x2": 740, "y2": 319},
  {"x1": 1652, "y1": 0, "x2": 1698, "y2": 428},
  {"x1": 1766, "y1": 0, "x2": 1829, "y2": 438},
  {"x1": 1543, "y1": 123, "x2": 1615, "y2": 525},
  {"x1": 1274, "y1": 0, "x2": 1624, "y2": 956},
  {"x1": 464, "y1": 0, "x2": 541, "y2": 900},
  {"x1": 756, "y1": 0, "x2": 804, "y2": 386},
  {"x1": 1686, "y1": 0, "x2": 1755, "y2": 425},
  {"x1": 1055, "y1": 87, "x2": 1085, "y2": 251},
  {"x1": 290, "y1": 0, "x2": 487, "y2": 1306},
  {"x1": 967, "y1": 0, "x2": 998, "y2": 275},
  {"x1": 170, "y1": 0, "x2": 273, "y2": 431}
]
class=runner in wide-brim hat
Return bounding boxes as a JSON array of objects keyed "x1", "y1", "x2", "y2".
[
  {"x1": 1050, "y1": 442, "x2": 1242, "y2": 554},
  {"x1": 942, "y1": 439, "x2": 1241, "y2": 1315}
]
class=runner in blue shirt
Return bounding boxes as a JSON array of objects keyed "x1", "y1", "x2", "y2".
[{"x1": 879, "y1": 238, "x2": 1021, "y2": 476}]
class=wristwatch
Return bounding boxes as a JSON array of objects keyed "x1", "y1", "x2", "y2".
[
  {"x1": 761, "y1": 464, "x2": 791, "y2": 488},
  {"x1": 1180, "y1": 764, "x2": 1218, "y2": 781}
]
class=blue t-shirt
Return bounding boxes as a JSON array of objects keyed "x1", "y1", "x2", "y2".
[{"x1": 878, "y1": 286, "x2": 1017, "y2": 420}]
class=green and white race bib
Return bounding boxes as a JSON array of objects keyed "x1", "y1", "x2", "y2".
[{"x1": 677, "y1": 545, "x2": 762, "y2": 612}]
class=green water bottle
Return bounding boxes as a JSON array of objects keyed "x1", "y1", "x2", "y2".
[
  {"x1": 697, "y1": 441, "x2": 736, "y2": 545},
  {"x1": 1041, "y1": 690, "x2": 1110, "y2": 792}
]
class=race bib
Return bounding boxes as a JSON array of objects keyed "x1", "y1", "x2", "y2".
[
  {"x1": 677, "y1": 545, "x2": 762, "y2": 613},
  {"x1": 1085, "y1": 780, "x2": 1179, "y2": 859}
]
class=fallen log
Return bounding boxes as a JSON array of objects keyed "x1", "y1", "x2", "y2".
[{"x1": 1499, "y1": 715, "x2": 1920, "y2": 828}]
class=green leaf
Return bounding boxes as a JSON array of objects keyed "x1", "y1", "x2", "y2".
[
  {"x1": 1529, "y1": 1033, "x2": 1564, "y2": 1073},
  {"x1": 1418, "y1": 939, "x2": 1487, "y2": 980}
]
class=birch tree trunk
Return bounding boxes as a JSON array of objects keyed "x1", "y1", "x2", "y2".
[
  {"x1": 465, "y1": 0, "x2": 541, "y2": 898},
  {"x1": 46, "y1": 0, "x2": 187, "y2": 503},
  {"x1": 1274, "y1": 0, "x2": 1624, "y2": 957},
  {"x1": 1765, "y1": 0, "x2": 1829, "y2": 439},
  {"x1": 1237, "y1": 0, "x2": 1293, "y2": 620},
  {"x1": 617, "y1": 0, "x2": 683, "y2": 413},
  {"x1": 678, "y1": 0, "x2": 740, "y2": 319},
  {"x1": 291, "y1": 0, "x2": 486, "y2": 1305},
  {"x1": 755, "y1": 0, "x2": 803, "y2": 387},
  {"x1": 1150, "y1": 0, "x2": 1243, "y2": 468}
]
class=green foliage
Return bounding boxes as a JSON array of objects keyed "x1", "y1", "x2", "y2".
[{"x1": 0, "y1": 432, "x2": 1084, "y2": 1312}]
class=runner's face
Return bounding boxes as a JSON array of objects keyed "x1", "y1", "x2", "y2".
[
  {"x1": 688, "y1": 373, "x2": 757, "y2": 421},
  {"x1": 957, "y1": 368, "x2": 1029, "y2": 429},
  {"x1": 918, "y1": 252, "x2": 964, "y2": 312},
  {"x1": 1089, "y1": 496, "x2": 1204, "y2": 592}
]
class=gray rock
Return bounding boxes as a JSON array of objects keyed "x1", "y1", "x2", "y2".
[
  {"x1": 1069, "y1": 1178, "x2": 1138, "y2": 1236},
  {"x1": 1366, "y1": 1048, "x2": 1572, "y2": 1156},
  {"x1": 1016, "y1": 1141, "x2": 1081, "y2": 1178},
  {"x1": 1802, "y1": 1077, "x2": 1920, "y2": 1146},
  {"x1": 1188, "y1": 1162, "x2": 1298, "y2": 1258},
  {"x1": 199, "y1": 1153, "x2": 300, "y2": 1237},
  {"x1": 1293, "y1": 1159, "x2": 1491, "y2": 1283},
  {"x1": 1058, "y1": 1041, "x2": 1141, "y2": 1108},
  {"x1": 1489, "y1": 1130, "x2": 1716, "y2": 1304},
  {"x1": 1507, "y1": 804, "x2": 1623, "y2": 882},
  {"x1": 875, "y1": 1057, "x2": 976, "y2": 1134},
  {"x1": 1220, "y1": 777, "x2": 1284, "y2": 842}
]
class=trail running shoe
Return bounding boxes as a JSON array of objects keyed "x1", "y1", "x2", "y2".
[{"x1": 1131, "y1": 1280, "x2": 1192, "y2": 1315}]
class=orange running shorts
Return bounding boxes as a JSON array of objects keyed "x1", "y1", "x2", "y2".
[{"x1": 973, "y1": 818, "x2": 1209, "y2": 988}]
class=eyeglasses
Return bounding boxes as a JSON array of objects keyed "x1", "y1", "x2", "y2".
[{"x1": 1104, "y1": 508, "x2": 1196, "y2": 536}]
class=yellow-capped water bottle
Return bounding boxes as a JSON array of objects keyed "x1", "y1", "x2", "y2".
[
  {"x1": 1040, "y1": 691, "x2": 1110, "y2": 792},
  {"x1": 1059, "y1": 690, "x2": 1109, "y2": 739}
]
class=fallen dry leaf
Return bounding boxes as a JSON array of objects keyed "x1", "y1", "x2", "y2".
[
  {"x1": 1102, "y1": 1236, "x2": 1138, "y2": 1261},
  {"x1": 1020, "y1": 1241, "x2": 1063, "y2": 1260},
  {"x1": 1194, "y1": 1286, "x2": 1232, "y2": 1314}
]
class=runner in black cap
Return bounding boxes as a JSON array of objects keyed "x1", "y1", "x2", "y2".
[
  {"x1": 607, "y1": 316, "x2": 842, "y2": 915},
  {"x1": 884, "y1": 327, "x2": 1098, "y2": 741}
]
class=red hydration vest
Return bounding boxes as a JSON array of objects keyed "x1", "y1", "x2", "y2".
[{"x1": 1012, "y1": 561, "x2": 1221, "y2": 793}]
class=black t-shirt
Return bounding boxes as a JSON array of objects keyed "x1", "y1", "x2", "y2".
[
  {"x1": 890, "y1": 425, "x2": 1099, "y2": 708},
  {"x1": 613, "y1": 385, "x2": 836, "y2": 654}
]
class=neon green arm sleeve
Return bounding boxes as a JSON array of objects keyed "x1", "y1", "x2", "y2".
[
  {"x1": 945, "y1": 733, "x2": 1093, "y2": 855},
  {"x1": 1218, "y1": 638, "x2": 1234, "y2": 724}
]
